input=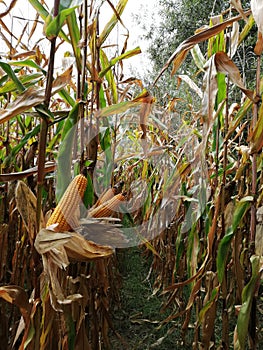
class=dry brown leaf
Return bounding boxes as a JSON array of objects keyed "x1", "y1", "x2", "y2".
[
  {"x1": 15, "y1": 181, "x2": 45, "y2": 242},
  {"x1": 64, "y1": 230, "x2": 114, "y2": 261},
  {"x1": 214, "y1": 52, "x2": 256, "y2": 102},
  {"x1": 0, "y1": 0, "x2": 18, "y2": 18},
  {"x1": 0, "y1": 161, "x2": 56, "y2": 182},
  {"x1": 230, "y1": 0, "x2": 249, "y2": 22},
  {"x1": 201, "y1": 272, "x2": 219, "y2": 348},
  {"x1": 35, "y1": 229, "x2": 72, "y2": 254},
  {"x1": 201, "y1": 55, "x2": 218, "y2": 122},
  {"x1": 0, "y1": 285, "x2": 30, "y2": 322},
  {"x1": 52, "y1": 65, "x2": 73, "y2": 89},
  {"x1": 153, "y1": 10, "x2": 251, "y2": 85},
  {"x1": 35, "y1": 228, "x2": 113, "y2": 265},
  {"x1": 0, "y1": 66, "x2": 73, "y2": 124},
  {"x1": 229, "y1": 21, "x2": 240, "y2": 58},
  {"x1": 10, "y1": 50, "x2": 36, "y2": 60},
  {"x1": 251, "y1": 0, "x2": 263, "y2": 54},
  {"x1": 0, "y1": 224, "x2": 8, "y2": 281},
  {"x1": 132, "y1": 90, "x2": 155, "y2": 140},
  {"x1": 0, "y1": 86, "x2": 46, "y2": 124},
  {"x1": 224, "y1": 201, "x2": 235, "y2": 229},
  {"x1": 35, "y1": 228, "x2": 114, "y2": 309}
]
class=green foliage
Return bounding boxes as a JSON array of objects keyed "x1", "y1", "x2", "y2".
[
  {"x1": 1, "y1": 1, "x2": 263, "y2": 349},
  {"x1": 44, "y1": 7, "x2": 79, "y2": 39},
  {"x1": 56, "y1": 103, "x2": 80, "y2": 201},
  {"x1": 236, "y1": 256, "x2": 261, "y2": 350},
  {"x1": 217, "y1": 196, "x2": 253, "y2": 283},
  {"x1": 0, "y1": 61, "x2": 26, "y2": 93}
]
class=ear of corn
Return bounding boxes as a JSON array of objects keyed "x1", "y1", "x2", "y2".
[
  {"x1": 46, "y1": 174, "x2": 88, "y2": 232},
  {"x1": 88, "y1": 193, "x2": 126, "y2": 218},
  {"x1": 94, "y1": 188, "x2": 117, "y2": 208},
  {"x1": 94, "y1": 181, "x2": 124, "y2": 208}
]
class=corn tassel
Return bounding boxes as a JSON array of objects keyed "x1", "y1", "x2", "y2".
[
  {"x1": 46, "y1": 174, "x2": 87, "y2": 232},
  {"x1": 88, "y1": 193, "x2": 126, "y2": 218}
]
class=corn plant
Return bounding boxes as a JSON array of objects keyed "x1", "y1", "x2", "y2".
[
  {"x1": 0, "y1": 0, "x2": 143, "y2": 349},
  {"x1": 1, "y1": 0, "x2": 263, "y2": 349},
  {"x1": 148, "y1": 2, "x2": 263, "y2": 349}
]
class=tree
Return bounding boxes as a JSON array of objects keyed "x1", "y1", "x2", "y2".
[{"x1": 145, "y1": 0, "x2": 256, "y2": 106}]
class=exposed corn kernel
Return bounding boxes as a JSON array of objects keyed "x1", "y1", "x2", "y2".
[
  {"x1": 94, "y1": 187, "x2": 117, "y2": 208},
  {"x1": 88, "y1": 193, "x2": 126, "y2": 218},
  {"x1": 46, "y1": 174, "x2": 87, "y2": 232}
]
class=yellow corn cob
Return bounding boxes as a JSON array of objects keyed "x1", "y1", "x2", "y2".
[
  {"x1": 94, "y1": 187, "x2": 117, "y2": 208},
  {"x1": 88, "y1": 193, "x2": 126, "y2": 218},
  {"x1": 46, "y1": 174, "x2": 87, "y2": 232}
]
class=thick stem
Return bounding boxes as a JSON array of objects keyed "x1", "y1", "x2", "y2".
[
  {"x1": 36, "y1": 0, "x2": 60, "y2": 232},
  {"x1": 221, "y1": 77, "x2": 229, "y2": 349},
  {"x1": 250, "y1": 55, "x2": 261, "y2": 254},
  {"x1": 80, "y1": 0, "x2": 88, "y2": 169},
  {"x1": 248, "y1": 54, "x2": 261, "y2": 350}
]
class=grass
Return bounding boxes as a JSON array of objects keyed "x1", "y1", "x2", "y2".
[
  {"x1": 109, "y1": 247, "x2": 194, "y2": 349},
  {"x1": 109, "y1": 247, "x2": 263, "y2": 350}
]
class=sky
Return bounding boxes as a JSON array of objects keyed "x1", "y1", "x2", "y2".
[
  {"x1": 106, "y1": 0, "x2": 159, "y2": 76},
  {"x1": 0, "y1": 0, "x2": 159, "y2": 77}
]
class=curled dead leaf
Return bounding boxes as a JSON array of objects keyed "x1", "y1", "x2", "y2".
[
  {"x1": 0, "y1": 285, "x2": 30, "y2": 322},
  {"x1": 15, "y1": 181, "x2": 45, "y2": 242},
  {"x1": 153, "y1": 10, "x2": 251, "y2": 85},
  {"x1": 35, "y1": 228, "x2": 113, "y2": 266},
  {"x1": 0, "y1": 161, "x2": 56, "y2": 182},
  {"x1": 214, "y1": 52, "x2": 257, "y2": 102},
  {"x1": 230, "y1": 0, "x2": 249, "y2": 22},
  {"x1": 35, "y1": 227, "x2": 114, "y2": 310}
]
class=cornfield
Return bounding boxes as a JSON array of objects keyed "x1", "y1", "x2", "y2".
[{"x1": 0, "y1": 1, "x2": 263, "y2": 349}]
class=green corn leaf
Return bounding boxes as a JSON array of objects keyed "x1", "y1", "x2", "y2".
[
  {"x1": 0, "y1": 61, "x2": 25, "y2": 93},
  {"x1": 235, "y1": 256, "x2": 260, "y2": 350},
  {"x1": 98, "y1": 100, "x2": 136, "y2": 117},
  {"x1": 0, "y1": 73, "x2": 42, "y2": 94},
  {"x1": 28, "y1": 0, "x2": 49, "y2": 19},
  {"x1": 8, "y1": 59, "x2": 46, "y2": 74},
  {"x1": 0, "y1": 74, "x2": 8, "y2": 87},
  {"x1": 208, "y1": 15, "x2": 225, "y2": 57},
  {"x1": 232, "y1": 196, "x2": 253, "y2": 231},
  {"x1": 83, "y1": 172, "x2": 94, "y2": 207},
  {"x1": 56, "y1": 102, "x2": 80, "y2": 201},
  {"x1": 44, "y1": 7, "x2": 78, "y2": 39},
  {"x1": 98, "y1": 0, "x2": 128, "y2": 46},
  {"x1": 99, "y1": 47, "x2": 141, "y2": 78},
  {"x1": 3, "y1": 125, "x2": 40, "y2": 168},
  {"x1": 99, "y1": 85, "x2": 107, "y2": 109},
  {"x1": 238, "y1": 15, "x2": 254, "y2": 45},
  {"x1": 58, "y1": 89, "x2": 76, "y2": 107},
  {"x1": 24, "y1": 325, "x2": 35, "y2": 348},
  {"x1": 217, "y1": 196, "x2": 252, "y2": 283},
  {"x1": 67, "y1": 18, "x2": 81, "y2": 72},
  {"x1": 29, "y1": 0, "x2": 70, "y2": 42},
  {"x1": 47, "y1": 119, "x2": 65, "y2": 153},
  {"x1": 100, "y1": 49, "x2": 118, "y2": 104}
]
